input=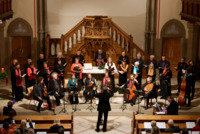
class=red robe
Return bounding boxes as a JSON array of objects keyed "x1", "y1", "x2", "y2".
[
  {"x1": 71, "y1": 63, "x2": 83, "y2": 79},
  {"x1": 27, "y1": 67, "x2": 36, "y2": 80},
  {"x1": 15, "y1": 69, "x2": 23, "y2": 86}
]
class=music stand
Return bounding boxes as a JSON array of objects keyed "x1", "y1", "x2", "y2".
[
  {"x1": 68, "y1": 87, "x2": 81, "y2": 112},
  {"x1": 59, "y1": 87, "x2": 70, "y2": 114},
  {"x1": 85, "y1": 86, "x2": 96, "y2": 112},
  {"x1": 133, "y1": 90, "x2": 144, "y2": 115},
  {"x1": 48, "y1": 91, "x2": 56, "y2": 115},
  {"x1": 117, "y1": 87, "x2": 130, "y2": 111}
]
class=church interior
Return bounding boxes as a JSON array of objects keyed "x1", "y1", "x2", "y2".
[{"x1": 0, "y1": 0, "x2": 200, "y2": 134}]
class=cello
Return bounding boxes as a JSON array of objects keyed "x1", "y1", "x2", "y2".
[
  {"x1": 178, "y1": 70, "x2": 187, "y2": 106},
  {"x1": 126, "y1": 80, "x2": 136, "y2": 101}
]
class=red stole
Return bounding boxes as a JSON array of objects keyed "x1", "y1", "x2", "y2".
[
  {"x1": 71, "y1": 63, "x2": 83, "y2": 79},
  {"x1": 27, "y1": 67, "x2": 36, "y2": 80},
  {"x1": 15, "y1": 69, "x2": 23, "y2": 86}
]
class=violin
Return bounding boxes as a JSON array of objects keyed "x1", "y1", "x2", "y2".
[{"x1": 43, "y1": 85, "x2": 48, "y2": 97}]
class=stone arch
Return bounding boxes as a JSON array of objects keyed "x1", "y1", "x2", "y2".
[
  {"x1": 7, "y1": 17, "x2": 33, "y2": 37},
  {"x1": 161, "y1": 19, "x2": 186, "y2": 38}
]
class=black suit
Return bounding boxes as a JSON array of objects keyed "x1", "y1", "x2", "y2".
[
  {"x1": 10, "y1": 64, "x2": 16, "y2": 97},
  {"x1": 54, "y1": 57, "x2": 66, "y2": 67},
  {"x1": 176, "y1": 62, "x2": 188, "y2": 92},
  {"x1": 94, "y1": 90, "x2": 113, "y2": 131},
  {"x1": 188, "y1": 65, "x2": 198, "y2": 99},
  {"x1": 158, "y1": 60, "x2": 170, "y2": 74},
  {"x1": 37, "y1": 58, "x2": 45, "y2": 71},
  {"x1": 167, "y1": 100, "x2": 178, "y2": 115},
  {"x1": 117, "y1": 55, "x2": 130, "y2": 64},
  {"x1": 164, "y1": 126, "x2": 180, "y2": 133},
  {"x1": 33, "y1": 83, "x2": 52, "y2": 111},
  {"x1": 49, "y1": 79, "x2": 64, "y2": 105},
  {"x1": 146, "y1": 59, "x2": 157, "y2": 69},
  {"x1": 72, "y1": 54, "x2": 85, "y2": 65}
]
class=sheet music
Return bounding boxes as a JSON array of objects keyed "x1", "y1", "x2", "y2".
[
  {"x1": 182, "y1": 69, "x2": 186, "y2": 74},
  {"x1": 36, "y1": 71, "x2": 40, "y2": 75},
  {"x1": 141, "y1": 131, "x2": 146, "y2": 134},
  {"x1": 21, "y1": 74, "x2": 26, "y2": 77},
  {"x1": 64, "y1": 132, "x2": 70, "y2": 134},
  {"x1": 26, "y1": 122, "x2": 35, "y2": 128},
  {"x1": 186, "y1": 122, "x2": 195, "y2": 129},
  {"x1": 157, "y1": 122, "x2": 166, "y2": 128},
  {"x1": 144, "y1": 122, "x2": 151, "y2": 129},
  {"x1": 37, "y1": 132, "x2": 47, "y2": 134},
  {"x1": 191, "y1": 131, "x2": 200, "y2": 134},
  {"x1": 63, "y1": 63, "x2": 67, "y2": 67},
  {"x1": 156, "y1": 112, "x2": 165, "y2": 115}
]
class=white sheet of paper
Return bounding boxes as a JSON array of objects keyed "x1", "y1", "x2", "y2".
[
  {"x1": 192, "y1": 131, "x2": 200, "y2": 134},
  {"x1": 157, "y1": 122, "x2": 166, "y2": 129},
  {"x1": 63, "y1": 63, "x2": 67, "y2": 67},
  {"x1": 186, "y1": 122, "x2": 195, "y2": 129},
  {"x1": 26, "y1": 122, "x2": 35, "y2": 129},
  {"x1": 37, "y1": 132, "x2": 47, "y2": 134},
  {"x1": 21, "y1": 74, "x2": 26, "y2": 77},
  {"x1": 144, "y1": 122, "x2": 151, "y2": 129},
  {"x1": 141, "y1": 131, "x2": 146, "y2": 134},
  {"x1": 64, "y1": 131, "x2": 70, "y2": 134},
  {"x1": 0, "y1": 124, "x2": 3, "y2": 129},
  {"x1": 156, "y1": 111, "x2": 165, "y2": 115}
]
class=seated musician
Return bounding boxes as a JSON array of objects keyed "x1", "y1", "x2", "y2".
[
  {"x1": 72, "y1": 50, "x2": 85, "y2": 66},
  {"x1": 164, "y1": 119, "x2": 180, "y2": 132},
  {"x1": 71, "y1": 58, "x2": 83, "y2": 81},
  {"x1": 132, "y1": 61, "x2": 142, "y2": 89},
  {"x1": 37, "y1": 53, "x2": 45, "y2": 71},
  {"x1": 105, "y1": 57, "x2": 117, "y2": 91},
  {"x1": 33, "y1": 77, "x2": 52, "y2": 112},
  {"x1": 117, "y1": 50, "x2": 130, "y2": 64},
  {"x1": 94, "y1": 49, "x2": 107, "y2": 66},
  {"x1": 120, "y1": 74, "x2": 138, "y2": 106},
  {"x1": 15, "y1": 63, "x2": 23, "y2": 102},
  {"x1": 160, "y1": 64, "x2": 172, "y2": 99},
  {"x1": 49, "y1": 72, "x2": 64, "y2": 106},
  {"x1": 55, "y1": 59, "x2": 65, "y2": 85},
  {"x1": 39, "y1": 62, "x2": 50, "y2": 89},
  {"x1": 163, "y1": 96, "x2": 178, "y2": 115},
  {"x1": 27, "y1": 62, "x2": 36, "y2": 88},
  {"x1": 119, "y1": 60, "x2": 129, "y2": 86},
  {"x1": 68, "y1": 74, "x2": 79, "y2": 104},
  {"x1": 84, "y1": 73, "x2": 96, "y2": 103},
  {"x1": 141, "y1": 77, "x2": 159, "y2": 110},
  {"x1": 146, "y1": 63, "x2": 156, "y2": 81},
  {"x1": 54, "y1": 52, "x2": 66, "y2": 67},
  {"x1": 102, "y1": 72, "x2": 112, "y2": 90}
]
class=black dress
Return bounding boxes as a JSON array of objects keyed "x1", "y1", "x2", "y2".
[
  {"x1": 37, "y1": 58, "x2": 45, "y2": 71},
  {"x1": 72, "y1": 54, "x2": 85, "y2": 65},
  {"x1": 160, "y1": 69, "x2": 172, "y2": 97},
  {"x1": 119, "y1": 64, "x2": 128, "y2": 86},
  {"x1": 117, "y1": 55, "x2": 130, "y2": 64}
]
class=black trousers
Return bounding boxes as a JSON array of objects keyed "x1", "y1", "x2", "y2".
[
  {"x1": 69, "y1": 94, "x2": 79, "y2": 104},
  {"x1": 25, "y1": 76, "x2": 28, "y2": 93},
  {"x1": 190, "y1": 78, "x2": 196, "y2": 99},
  {"x1": 35, "y1": 96, "x2": 52, "y2": 111},
  {"x1": 177, "y1": 77, "x2": 181, "y2": 93},
  {"x1": 96, "y1": 111, "x2": 108, "y2": 131},
  {"x1": 185, "y1": 89, "x2": 191, "y2": 106},
  {"x1": 144, "y1": 92, "x2": 152, "y2": 108},
  {"x1": 15, "y1": 86, "x2": 23, "y2": 101},
  {"x1": 27, "y1": 79, "x2": 36, "y2": 88},
  {"x1": 54, "y1": 92, "x2": 64, "y2": 105},
  {"x1": 11, "y1": 80, "x2": 15, "y2": 97}
]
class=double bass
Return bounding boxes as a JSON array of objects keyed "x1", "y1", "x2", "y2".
[{"x1": 178, "y1": 70, "x2": 187, "y2": 106}]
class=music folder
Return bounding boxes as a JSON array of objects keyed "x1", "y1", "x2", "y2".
[{"x1": 117, "y1": 87, "x2": 130, "y2": 95}]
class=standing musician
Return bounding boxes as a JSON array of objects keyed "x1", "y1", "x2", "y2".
[
  {"x1": 84, "y1": 73, "x2": 96, "y2": 103},
  {"x1": 146, "y1": 63, "x2": 156, "y2": 81},
  {"x1": 94, "y1": 49, "x2": 107, "y2": 66},
  {"x1": 119, "y1": 60, "x2": 129, "y2": 86},
  {"x1": 39, "y1": 62, "x2": 51, "y2": 89},
  {"x1": 105, "y1": 57, "x2": 117, "y2": 91},
  {"x1": 10, "y1": 59, "x2": 18, "y2": 98},
  {"x1": 120, "y1": 74, "x2": 139, "y2": 106},
  {"x1": 175, "y1": 57, "x2": 188, "y2": 94},
  {"x1": 160, "y1": 64, "x2": 172, "y2": 99},
  {"x1": 132, "y1": 61, "x2": 142, "y2": 89},
  {"x1": 141, "y1": 77, "x2": 159, "y2": 110},
  {"x1": 15, "y1": 63, "x2": 23, "y2": 102},
  {"x1": 24, "y1": 59, "x2": 32, "y2": 93},
  {"x1": 33, "y1": 77, "x2": 52, "y2": 112},
  {"x1": 54, "y1": 52, "x2": 66, "y2": 67},
  {"x1": 68, "y1": 74, "x2": 79, "y2": 104},
  {"x1": 37, "y1": 54, "x2": 45, "y2": 71},
  {"x1": 188, "y1": 60, "x2": 197, "y2": 100},
  {"x1": 158, "y1": 55, "x2": 170, "y2": 74},
  {"x1": 117, "y1": 50, "x2": 130, "y2": 64},
  {"x1": 49, "y1": 72, "x2": 64, "y2": 106},
  {"x1": 55, "y1": 59, "x2": 65, "y2": 86},
  {"x1": 71, "y1": 58, "x2": 83, "y2": 84},
  {"x1": 94, "y1": 86, "x2": 113, "y2": 132},
  {"x1": 146, "y1": 55, "x2": 157, "y2": 69},
  {"x1": 27, "y1": 62, "x2": 37, "y2": 88},
  {"x1": 72, "y1": 50, "x2": 85, "y2": 66},
  {"x1": 184, "y1": 69, "x2": 192, "y2": 107}
]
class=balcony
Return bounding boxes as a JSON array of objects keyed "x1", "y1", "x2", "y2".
[{"x1": 0, "y1": 0, "x2": 13, "y2": 21}]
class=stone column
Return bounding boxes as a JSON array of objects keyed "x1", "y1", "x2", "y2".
[
  {"x1": 187, "y1": 22, "x2": 199, "y2": 61},
  {"x1": 145, "y1": 0, "x2": 158, "y2": 54},
  {"x1": 0, "y1": 22, "x2": 6, "y2": 66}
]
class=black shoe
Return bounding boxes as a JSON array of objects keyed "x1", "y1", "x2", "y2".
[
  {"x1": 103, "y1": 129, "x2": 107, "y2": 132},
  {"x1": 95, "y1": 129, "x2": 100, "y2": 132},
  {"x1": 187, "y1": 104, "x2": 191, "y2": 107},
  {"x1": 145, "y1": 107, "x2": 148, "y2": 110},
  {"x1": 140, "y1": 97, "x2": 144, "y2": 101},
  {"x1": 37, "y1": 109, "x2": 40, "y2": 113},
  {"x1": 130, "y1": 103, "x2": 135, "y2": 106}
]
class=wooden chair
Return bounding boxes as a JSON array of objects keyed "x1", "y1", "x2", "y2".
[
  {"x1": 27, "y1": 86, "x2": 37, "y2": 107},
  {"x1": 143, "y1": 87, "x2": 158, "y2": 107}
]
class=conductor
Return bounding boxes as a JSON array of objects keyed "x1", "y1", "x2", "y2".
[{"x1": 94, "y1": 86, "x2": 113, "y2": 132}]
